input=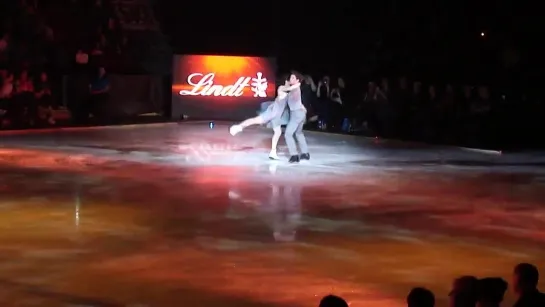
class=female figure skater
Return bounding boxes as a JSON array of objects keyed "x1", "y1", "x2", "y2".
[{"x1": 229, "y1": 80, "x2": 300, "y2": 160}]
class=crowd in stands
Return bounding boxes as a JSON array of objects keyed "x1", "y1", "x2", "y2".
[
  {"x1": 318, "y1": 263, "x2": 544, "y2": 307},
  {"x1": 0, "y1": 0, "x2": 58, "y2": 127},
  {"x1": 0, "y1": 0, "x2": 150, "y2": 128},
  {"x1": 300, "y1": 74, "x2": 545, "y2": 149}
]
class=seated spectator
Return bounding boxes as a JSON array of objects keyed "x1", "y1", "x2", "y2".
[
  {"x1": 89, "y1": 66, "x2": 110, "y2": 120},
  {"x1": 35, "y1": 71, "x2": 55, "y2": 124},
  {"x1": 407, "y1": 287, "x2": 435, "y2": 307},
  {"x1": 476, "y1": 277, "x2": 507, "y2": 307},
  {"x1": 90, "y1": 42, "x2": 104, "y2": 67},
  {"x1": 107, "y1": 17, "x2": 116, "y2": 31},
  {"x1": 14, "y1": 69, "x2": 36, "y2": 125},
  {"x1": 316, "y1": 75, "x2": 331, "y2": 129},
  {"x1": 15, "y1": 70, "x2": 34, "y2": 94},
  {"x1": 92, "y1": 0, "x2": 108, "y2": 26},
  {"x1": 468, "y1": 85, "x2": 493, "y2": 145},
  {"x1": 99, "y1": 33, "x2": 107, "y2": 48},
  {"x1": 75, "y1": 49, "x2": 89, "y2": 71},
  {"x1": 513, "y1": 263, "x2": 545, "y2": 307},
  {"x1": 300, "y1": 74, "x2": 317, "y2": 123},
  {"x1": 318, "y1": 295, "x2": 348, "y2": 307},
  {"x1": 0, "y1": 70, "x2": 14, "y2": 99},
  {"x1": 329, "y1": 77, "x2": 345, "y2": 131},
  {"x1": 357, "y1": 81, "x2": 386, "y2": 134},
  {"x1": 35, "y1": 72, "x2": 51, "y2": 103},
  {"x1": 0, "y1": 33, "x2": 8, "y2": 63},
  {"x1": 0, "y1": 33, "x2": 8, "y2": 52},
  {"x1": 0, "y1": 70, "x2": 13, "y2": 119},
  {"x1": 38, "y1": 21, "x2": 54, "y2": 42},
  {"x1": 91, "y1": 41, "x2": 104, "y2": 56},
  {"x1": 449, "y1": 275, "x2": 478, "y2": 307}
]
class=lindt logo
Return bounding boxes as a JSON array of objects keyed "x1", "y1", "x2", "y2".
[{"x1": 179, "y1": 72, "x2": 268, "y2": 97}]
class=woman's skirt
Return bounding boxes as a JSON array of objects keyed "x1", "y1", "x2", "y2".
[{"x1": 258, "y1": 101, "x2": 289, "y2": 128}]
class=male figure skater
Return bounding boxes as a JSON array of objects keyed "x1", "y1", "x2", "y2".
[
  {"x1": 229, "y1": 80, "x2": 296, "y2": 160},
  {"x1": 285, "y1": 72, "x2": 310, "y2": 163}
]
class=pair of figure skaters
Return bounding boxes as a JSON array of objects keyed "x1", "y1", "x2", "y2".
[{"x1": 229, "y1": 72, "x2": 310, "y2": 163}]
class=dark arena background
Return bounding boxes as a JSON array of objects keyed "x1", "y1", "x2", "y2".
[{"x1": 0, "y1": 0, "x2": 544, "y2": 306}]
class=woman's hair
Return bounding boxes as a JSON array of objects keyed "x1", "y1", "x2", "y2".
[{"x1": 277, "y1": 74, "x2": 289, "y2": 85}]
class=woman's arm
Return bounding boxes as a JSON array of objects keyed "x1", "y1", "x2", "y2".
[{"x1": 283, "y1": 82, "x2": 301, "y2": 92}]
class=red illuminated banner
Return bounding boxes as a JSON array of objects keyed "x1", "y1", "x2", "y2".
[
  {"x1": 171, "y1": 55, "x2": 276, "y2": 120},
  {"x1": 179, "y1": 72, "x2": 269, "y2": 97}
]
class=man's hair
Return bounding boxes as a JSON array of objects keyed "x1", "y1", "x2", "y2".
[
  {"x1": 290, "y1": 70, "x2": 304, "y2": 83},
  {"x1": 514, "y1": 263, "x2": 539, "y2": 287},
  {"x1": 318, "y1": 295, "x2": 348, "y2": 307},
  {"x1": 407, "y1": 287, "x2": 435, "y2": 307}
]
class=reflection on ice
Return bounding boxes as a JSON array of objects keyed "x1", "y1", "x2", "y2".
[{"x1": 228, "y1": 182, "x2": 302, "y2": 242}]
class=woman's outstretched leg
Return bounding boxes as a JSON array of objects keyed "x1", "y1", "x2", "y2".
[
  {"x1": 240, "y1": 116, "x2": 264, "y2": 128},
  {"x1": 230, "y1": 115, "x2": 264, "y2": 135},
  {"x1": 269, "y1": 126, "x2": 282, "y2": 160}
]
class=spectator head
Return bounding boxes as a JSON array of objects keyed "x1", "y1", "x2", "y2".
[
  {"x1": 98, "y1": 67, "x2": 106, "y2": 78},
  {"x1": 478, "y1": 86, "x2": 489, "y2": 100},
  {"x1": 108, "y1": 17, "x2": 116, "y2": 30},
  {"x1": 99, "y1": 34, "x2": 107, "y2": 46},
  {"x1": 413, "y1": 81, "x2": 422, "y2": 93},
  {"x1": 321, "y1": 75, "x2": 330, "y2": 85},
  {"x1": 0, "y1": 34, "x2": 8, "y2": 51},
  {"x1": 289, "y1": 71, "x2": 303, "y2": 86},
  {"x1": 407, "y1": 287, "x2": 435, "y2": 307},
  {"x1": 367, "y1": 81, "x2": 377, "y2": 93},
  {"x1": 429, "y1": 85, "x2": 436, "y2": 98},
  {"x1": 75, "y1": 49, "x2": 89, "y2": 65},
  {"x1": 449, "y1": 275, "x2": 478, "y2": 307},
  {"x1": 476, "y1": 277, "x2": 507, "y2": 306},
  {"x1": 318, "y1": 295, "x2": 348, "y2": 307},
  {"x1": 399, "y1": 76, "x2": 407, "y2": 89},
  {"x1": 337, "y1": 77, "x2": 345, "y2": 88},
  {"x1": 446, "y1": 84, "x2": 454, "y2": 94},
  {"x1": 513, "y1": 263, "x2": 539, "y2": 295},
  {"x1": 20, "y1": 70, "x2": 29, "y2": 80},
  {"x1": 39, "y1": 72, "x2": 48, "y2": 82}
]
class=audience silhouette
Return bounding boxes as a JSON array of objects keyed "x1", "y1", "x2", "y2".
[
  {"x1": 407, "y1": 287, "x2": 435, "y2": 307},
  {"x1": 513, "y1": 263, "x2": 545, "y2": 307},
  {"x1": 450, "y1": 276, "x2": 478, "y2": 307},
  {"x1": 318, "y1": 263, "x2": 544, "y2": 307},
  {"x1": 476, "y1": 277, "x2": 508, "y2": 307},
  {"x1": 319, "y1": 295, "x2": 349, "y2": 307}
]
